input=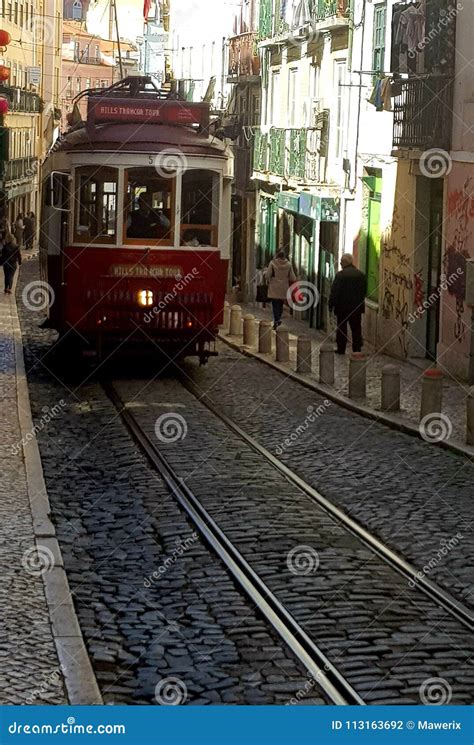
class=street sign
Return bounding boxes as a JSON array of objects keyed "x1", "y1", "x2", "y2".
[{"x1": 28, "y1": 66, "x2": 41, "y2": 86}]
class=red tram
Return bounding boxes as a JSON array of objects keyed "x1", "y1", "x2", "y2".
[{"x1": 40, "y1": 77, "x2": 233, "y2": 365}]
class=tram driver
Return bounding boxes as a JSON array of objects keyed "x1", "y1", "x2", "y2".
[{"x1": 127, "y1": 193, "x2": 171, "y2": 240}]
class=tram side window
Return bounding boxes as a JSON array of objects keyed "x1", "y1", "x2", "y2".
[
  {"x1": 181, "y1": 170, "x2": 219, "y2": 247},
  {"x1": 125, "y1": 168, "x2": 174, "y2": 244},
  {"x1": 74, "y1": 167, "x2": 117, "y2": 244}
]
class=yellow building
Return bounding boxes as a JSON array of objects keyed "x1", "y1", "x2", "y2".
[{"x1": 0, "y1": 0, "x2": 62, "y2": 224}]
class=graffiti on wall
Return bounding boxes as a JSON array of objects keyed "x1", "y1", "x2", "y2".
[
  {"x1": 445, "y1": 175, "x2": 473, "y2": 343},
  {"x1": 381, "y1": 207, "x2": 413, "y2": 356}
]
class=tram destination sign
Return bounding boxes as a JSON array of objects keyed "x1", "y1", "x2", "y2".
[{"x1": 88, "y1": 97, "x2": 210, "y2": 128}]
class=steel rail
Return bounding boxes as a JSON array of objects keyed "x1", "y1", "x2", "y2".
[
  {"x1": 180, "y1": 377, "x2": 474, "y2": 634},
  {"x1": 105, "y1": 381, "x2": 365, "y2": 707}
]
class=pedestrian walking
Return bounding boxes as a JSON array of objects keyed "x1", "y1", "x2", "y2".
[
  {"x1": 24, "y1": 212, "x2": 35, "y2": 250},
  {"x1": 329, "y1": 253, "x2": 367, "y2": 355},
  {"x1": 14, "y1": 213, "x2": 24, "y2": 249},
  {"x1": 1, "y1": 233, "x2": 22, "y2": 294},
  {"x1": 0, "y1": 216, "x2": 10, "y2": 247},
  {"x1": 255, "y1": 265, "x2": 268, "y2": 308},
  {"x1": 265, "y1": 250, "x2": 297, "y2": 330}
]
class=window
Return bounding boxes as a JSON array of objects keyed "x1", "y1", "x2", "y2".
[
  {"x1": 334, "y1": 61, "x2": 346, "y2": 160},
  {"x1": 74, "y1": 167, "x2": 118, "y2": 244},
  {"x1": 288, "y1": 68, "x2": 298, "y2": 128},
  {"x1": 124, "y1": 168, "x2": 175, "y2": 245},
  {"x1": 74, "y1": 41, "x2": 80, "y2": 61},
  {"x1": 76, "y1": 77, "x2": 81, "y2": 94},
  {"x1": 14, "y1": 0, "x2": 18, "y2": 24},
  {"x1": 95, "y1": 44, "x2": 100, "y2": 59},
  {"x1": 101, "y1": 79, "x2": 108, "y2": 88},
  {"x1": 85, "y1": 77, "x2": 91, "y2": 89},
  {"x1": 270, "y1": 70, "x2": 280, "y2": 127},
  {"x1": 72, "y1": 0, "x2": 82, "y2": 19},
  {"x1": 372, "y1": 4, "x2": 387, "y2": 74},
  {"x1": 6, "y1": 0, "x2": 11, "y2": 20},
  {"x1": 66, "y1": 76, "x2": 73, "y2": 98},
  {"x1": 180, "y1": 170, "x2": 220, "y2": 247}
]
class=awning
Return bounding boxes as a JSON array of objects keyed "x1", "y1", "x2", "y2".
[{"x1": 277, "y1": 191, "x2": 300, "y2": 212}]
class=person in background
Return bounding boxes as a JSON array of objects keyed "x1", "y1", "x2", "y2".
[
  {"x1": 24, "y1": 212, "x2": 35, "y2": 250},
  {"x1": 255, "y1": 265, "x2": 268, "y2": 308},
  {"x1": 1, "y1": 232, "x2": 22, "y2": 294},
  {"x1": 265, "y1": 250, "x2": 297, "y2": 330},
  {"x1": 14, "y1": 213, "x2": 24, "y2": 249},
  {"x1": 0, "y1": 217, "x2": 10, "y2": 248},
  {"x1": 329, "y1": 253, "x2": 367, "y2": 355}
]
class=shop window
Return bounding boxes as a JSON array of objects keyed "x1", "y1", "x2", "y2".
[
  {"x1": 74, "y1": 166, "x2": 118, "y2": 244},
  {"x1": 180, "y1": 169, "x2": 219, "y2": 247},
  {"x1": 124, "y1": 167, "x2": 175, "y2": 245}
]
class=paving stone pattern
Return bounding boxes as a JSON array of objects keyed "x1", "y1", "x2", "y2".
[
  {"x1": 237, "y1": 303, "x2": 471, "y2": 444},
  {"x1": 188, "y1": 345, "x2": 473, "y2": 609},
  {"x1": 0, "y1": 291, "x2": 66, "y2": 704},
  {"x1": 114, "y1": 377, "x2": 473, "y2": 705},
  {"x1": 17, "y1": 260, "x2": 327, "y2": 706}
]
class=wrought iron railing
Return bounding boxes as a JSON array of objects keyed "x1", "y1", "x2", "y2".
[
  {"x1": 254, "y1": 129, "x2": 268, "y2": 171},
  {"x1": 0, "y1": 85, "x2": 42, "y2": 113},
  {"x1": 228, "y1": 32, "x2": 260, "y2": 77},
  {"x1": 392, "y1": 75, "x2": 454, "y2": 150},
  {"x1": 312, "y1": 0, "x2": 350, "y2": 21},
  {"x1": 253, "y1": 127, "x2": 323, "y2": 182},
  {"x1": 258, "y1": 0, "x2": 273, "y2": 38},
  {"x1": 2, "y1": 157, "x2": 39, "y2": 182}
]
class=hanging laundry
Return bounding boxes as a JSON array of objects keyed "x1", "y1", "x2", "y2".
[{"x1": 380, "y1": 77, "x2": 393, "y2": 111}]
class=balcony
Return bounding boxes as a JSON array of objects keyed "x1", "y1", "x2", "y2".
[
  {"x1": 75, "y1": 55, "x2": 103, "y2": 65},
  {"x1": 234, "y1": 145, "x2": 256, "y2": 191},
  {"x1": 258, "y1": 0, "x2": 350, "y2": 40},
  {"x1": 253, "y1": 127, "x2": 323, "y2": 182},
  {"x1": 392, "y1": 75, "x2": 454, "y2": 151},
  {"x1": 0, "y1": 85, "x2": 42, "y2": 114},
  {"x1": 2, "y1": 157, "x2": 39, "y2": 183},
  {"x1": 228, "y1": 32, "x2": 260, "y2": 80}
]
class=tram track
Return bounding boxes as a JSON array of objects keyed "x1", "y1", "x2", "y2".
[
  {"x1": 105, "y1": 381, "x2": 365, "y2": 706},
  {"x1": 178, "y1": 376, "x2": 474, "y2": 635},
  {"x1": 105, "y1": 376, "x2": 473, "y2": 705}
]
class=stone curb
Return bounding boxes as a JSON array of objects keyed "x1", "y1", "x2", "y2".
[
  {"x1": 219, "y1": 333, "x2": 474, "y2": 461},
  {"x1": 11, "y1": 269, "x2": 103, "y2": 705}
]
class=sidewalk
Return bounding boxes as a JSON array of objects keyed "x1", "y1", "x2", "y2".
[
  {"x1": 223, "y1": 301, "x2": 473, "y2": 457},
  {"x1": 0, "y1": 263, "x2": 101, "y2": 704}
]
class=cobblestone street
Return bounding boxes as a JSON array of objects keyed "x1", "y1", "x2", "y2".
[{"x1": 9, "y1": 255, "x2": 473, "y2": 708}]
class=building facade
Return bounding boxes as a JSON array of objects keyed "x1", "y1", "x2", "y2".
[{"x1": 0, "y1": 0, "x2": 61, "y2": 223}]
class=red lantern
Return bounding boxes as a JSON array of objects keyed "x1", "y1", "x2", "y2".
[
  {"x1": 0, "y1": 31, "x2": 11, "y2": 47},
  {"x1": 0, "y1": 97, "x2": 8, "y2": 114},
  {"x1": 0, "y1": 65, "x2": 10, "y2": 82}
]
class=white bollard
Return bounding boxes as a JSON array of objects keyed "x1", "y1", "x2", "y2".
[
  {"x1": 222, "y1": 301, "x2": 231, "y2": 332},
  {"x1": 258, "y1": 320, "x2": 272, "y2": 354},
  {"x1": 229, "y1": 305, "x2": 242, "y2": 336},
  {"x1": 319, "y1": 342, "x2": 335, "y2": 386},
  {"x1": 349, "y1": 353, "x2": 367, "y2": 399},
  {"x1": 420, "y1": 368, "x2": 443, "y2": 421},
  {"x1": 243, "y1": 315, "x2": 257, "y2": 347},
  {"x1": 381, "y1": 364, "x2": 401, "y2": 412},
  {"x1": 276, "y1": 327, "x2": 290, "y2": 363},
  {"x1": 297, "y1": 336, "x2": 312, "y2": 374},
  {"x1": 467, "y1": 387, "x2": 474, "y2": 446}
]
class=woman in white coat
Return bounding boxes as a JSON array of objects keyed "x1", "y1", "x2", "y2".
[{"x1": 265, "y1": 250, "x2": 297, "y2": 330}]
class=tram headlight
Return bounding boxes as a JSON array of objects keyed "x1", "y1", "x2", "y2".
[{"x1": 138, "y1": 290, "x2": 154, "y2": 307}]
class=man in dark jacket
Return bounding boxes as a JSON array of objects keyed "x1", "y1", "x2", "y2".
[
  {"x1": 1, "y1": 233, "x2": 22, "y2": 294},
  {"x1": 329, "y1": 254, "x2": 367, "y2": 355}
]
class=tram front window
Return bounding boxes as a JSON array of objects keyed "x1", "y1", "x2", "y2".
[
  {"x1": 125, "y1": 168, "x2": 174, "y2": 243},
  {"x1": 75, "y1": 167, "x2": 117, "y2": 244},
  {"x1": 180, "y1": 169, "x2": 219, "y2": 247}
]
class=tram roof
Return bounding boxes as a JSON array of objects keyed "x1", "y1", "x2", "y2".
[{"x1": 55, "y1": 122, "x2": 228, "y2": 158}]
